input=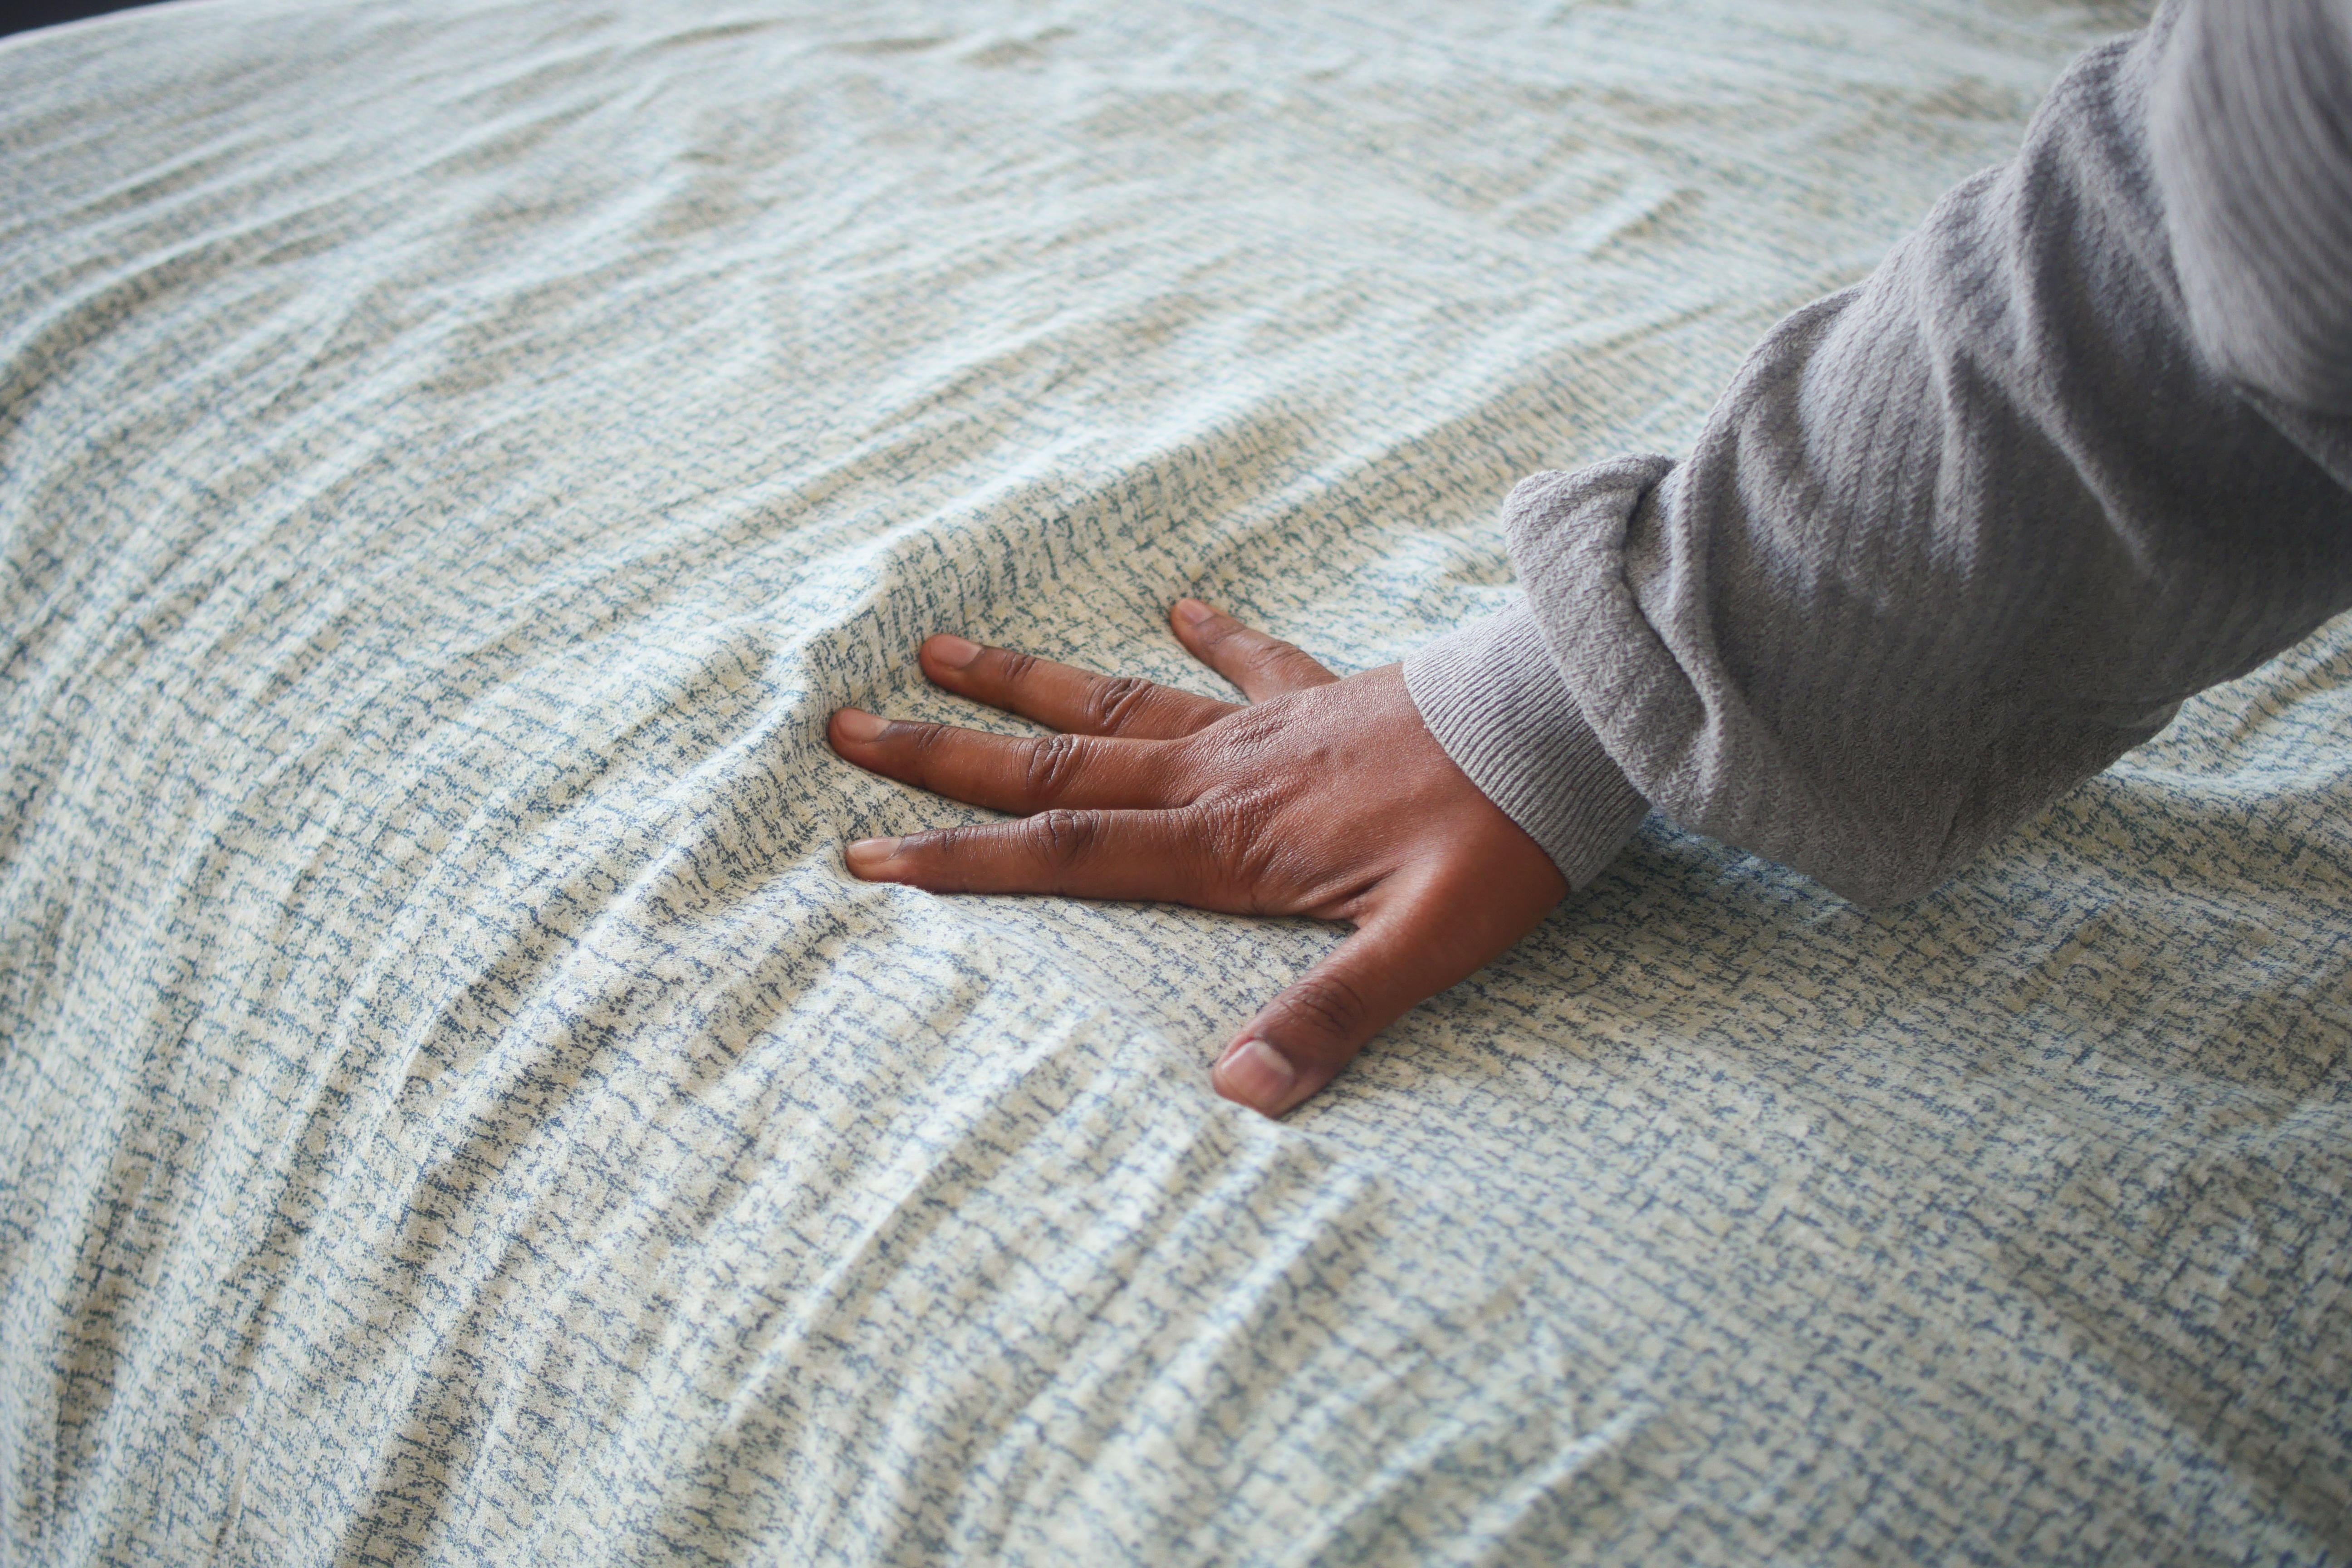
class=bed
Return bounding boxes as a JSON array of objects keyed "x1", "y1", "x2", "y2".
[{"x1": 4, "y1": 0, "x2": 2347, "y2": 1560}]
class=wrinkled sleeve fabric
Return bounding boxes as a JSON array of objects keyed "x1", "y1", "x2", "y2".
[
  {"x1": 1406, "y1": 0, "x2": 2352, "y2": 906},
  {"x1": 2155, "y1": 0, "x2": 2352, "y2": 414}
]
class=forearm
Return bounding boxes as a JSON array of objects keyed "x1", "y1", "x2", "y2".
[
  {"x1": 1414, "y1": 3, "x2": 2352, "y2": 906},
  {"x1": 2154, "y1": 0, "x2": 2352, "y2": 415}
]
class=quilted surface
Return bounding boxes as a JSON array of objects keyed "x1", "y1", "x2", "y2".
[{"x1": 4, "y1": 0, "x2": 2345, "y2": 1561}]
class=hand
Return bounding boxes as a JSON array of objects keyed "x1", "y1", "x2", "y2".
[{"x1": 828, "y1": 599, "x2": 1569, "y2": 1117}]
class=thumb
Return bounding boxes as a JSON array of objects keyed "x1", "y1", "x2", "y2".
[{"x1": 1212, "y1": 886, "x2": 1506, "y2": 1117}]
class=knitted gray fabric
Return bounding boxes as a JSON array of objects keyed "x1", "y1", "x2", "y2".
[
  {"x1": 1406, "y1": 0, "x2": 2352, "y2": 906},
  {"x1": 1399, "y1": 600, "x2": 1650, "y2": 890},
  {"x1": 2156, "y1": 0, "x2": 2352, "y2": 415}
]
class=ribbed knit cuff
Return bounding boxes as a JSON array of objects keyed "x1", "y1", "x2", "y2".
[{"x1": 1402, "y1": 601, "x2": 1650, "y2": 890}]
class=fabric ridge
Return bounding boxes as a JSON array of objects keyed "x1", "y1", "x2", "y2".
[{"x1": 3, "y1": 0, "x2": 2346, "y2": 1564}]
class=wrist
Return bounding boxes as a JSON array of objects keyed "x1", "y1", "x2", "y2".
[{"x1": 1403, "y1": 602, "x2": 1649, "y2": 890}]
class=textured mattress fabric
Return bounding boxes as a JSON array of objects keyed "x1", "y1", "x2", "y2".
[{"x1": 2, "y1": 0, "x2": 2346, "y2": 1562}]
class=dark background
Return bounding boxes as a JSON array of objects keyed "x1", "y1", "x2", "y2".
[{"x1": 4, "y1": 0, "x2": 177, "y2": 36}]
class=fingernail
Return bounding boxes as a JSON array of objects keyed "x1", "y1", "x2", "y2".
[
  {"x1": 834, "y1": 709, "x2": 889, "y2": 742},
  {"x1": 927, "y1": 633, "x2": 982, "y2": 669},
  {"x1": 1216, "y1": 1038, "x2": 1297, "y2": 1114},
  {"x1": 1173, "y1": 598, "x2": 1215, "y2": 627},
  {"x1": 845, "y1": 836, "x2": 902, "y2": 870}
]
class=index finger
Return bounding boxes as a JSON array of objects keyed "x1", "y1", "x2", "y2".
[{"x1": 919, "y1": 634, "x2": 1237, "y2": 740}]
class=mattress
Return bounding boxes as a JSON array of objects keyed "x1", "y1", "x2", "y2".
[{"x1": 3, "y1": 0, "x2": 2347, "y2": 1561}]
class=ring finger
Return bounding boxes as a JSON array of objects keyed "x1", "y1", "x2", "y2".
[{"x1": 830, "y1": 710, "x2": 1187, "y2": 814}]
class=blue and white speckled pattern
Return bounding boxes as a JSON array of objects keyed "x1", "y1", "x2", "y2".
[{"x1": 3, "y1": 0, "x2": 2345, "y2": 1562}]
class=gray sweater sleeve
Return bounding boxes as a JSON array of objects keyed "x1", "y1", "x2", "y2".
[
  {"x1": 1406, "y1": 0, "x2": 2352, "y2": 906},
  {"x1": 2155, "y1": 0, "x2": 2352, "y2": 414}
]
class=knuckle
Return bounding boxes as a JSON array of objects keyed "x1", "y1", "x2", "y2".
[
  {"x1": 1191, "y1": 792, "x2": 1286, "y2": 911},
  {"x1": 902, "y1": 721, "x2": 953, "y2": 760},
  {"x1": 1024, "y1": 808, "x2": 1102, "y2": 867},
  {"x1": 913, "y1": 825, "x2": 975, "y2": 888},
  {"x1": 994, "y1": 648, "x2": 1042, "y2": 688},
  {"x1": 1083, "y1": 674, "x2": 1153, "y2": 733},
  {"x1": 1217, "y1": 630, "x2": 1266, "y2": 665},
  {"x1": 1022, "y1": 732, "x2": 1085, "y2": 799},
  {"x1": 889, "y1": 721, "x2": 956, "y2": 781},
  {"x1": 1212, "y1": 703, "x2": 1286, "y2": 761},
  {"x1": 1191, "y1": 792, "x2": 1256, "y2": 862},
  {"x1": 1247, "y1": 637, "x2": 1301, "y2": 670},
  {"x1": 1281, "y1": 970, "x2": 1370, "y2": 1040}
]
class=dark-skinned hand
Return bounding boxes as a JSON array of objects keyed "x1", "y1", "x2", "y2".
[{"x1": 828, "y1": 598, "x2": 1569, "y2": 1117}]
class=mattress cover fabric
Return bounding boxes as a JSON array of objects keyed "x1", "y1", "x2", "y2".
[{"x1": 2, "y1": 0, "x2": 2346, "y2": 1562}]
